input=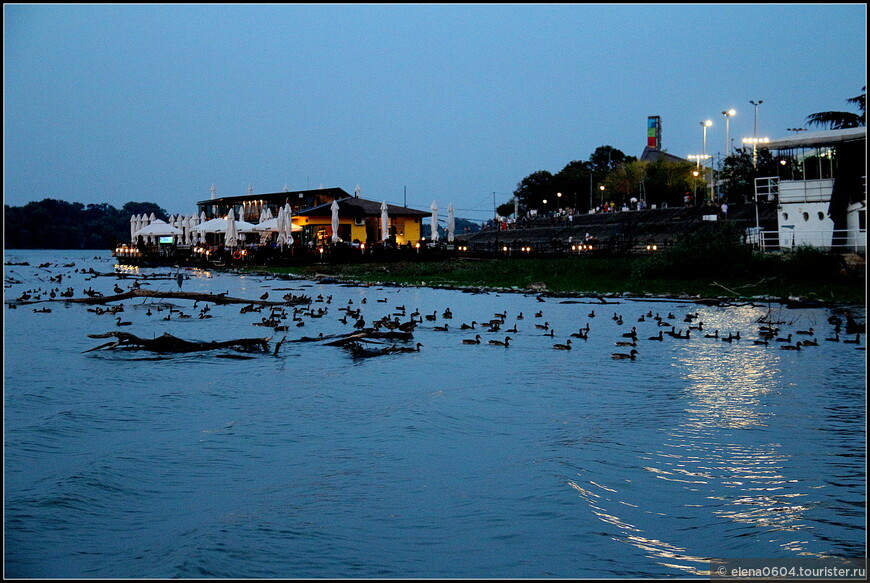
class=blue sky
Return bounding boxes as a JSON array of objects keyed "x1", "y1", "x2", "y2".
[{"x1": 4, "y1": 3, "x2": 866, "y2": 221}]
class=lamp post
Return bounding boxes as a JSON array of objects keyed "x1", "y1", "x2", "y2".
[
  {"x1": 700, "y1": 120, "x2": 713, "y2": 204},
  {"x1": 722, "y1": 109, "x2": 736, "y2": 158},
  {"x1": 598, "y1": 185, "x2": 605, "y2": 208},
  {"x1": 750, "y1": 100, "x2": 763, "y2": 167}
]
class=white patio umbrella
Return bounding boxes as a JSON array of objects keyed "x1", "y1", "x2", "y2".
[
  {"x1": 275, "y1": 207, "x2": 287, "y2": 246},
  {"x1": 198, "y1": 211, "x2": 207, "y2": 243},
  {"x1": 331, "y1": 200, "x2": 341, "y2": 243},
  {"x1": 381, "y1": 201, "x2": 389, "y2": 242},
  {"x1": 225, "y1": 209, "x2": 239, "y2": 248},
  {"x1": 430, "y1": 201, "x2": 439, "y2": 242},
  {"x1": 447, "y1": 203, "x2": 455, "y2": 242},
  {"x1": 133, "y1": 219, "x2": 182, "y2": 240}
]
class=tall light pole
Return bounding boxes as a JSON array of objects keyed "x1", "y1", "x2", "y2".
[
  {"x1": 701, "y1": 120, "x2": 712, "y2": 204},
  {"x1": 722, "y1": 109, "x2": 736, "y2": 158},
  {"x1": 750, "y1": 100, "x2": 763, "y2": 167}
]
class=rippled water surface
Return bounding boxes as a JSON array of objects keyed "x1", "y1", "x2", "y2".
[{"x1": 4, "y1": 250, "x2": 866, "y2": 578}]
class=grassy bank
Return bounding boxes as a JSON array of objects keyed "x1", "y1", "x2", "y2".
[
  {"x1": 257, "y1": 254, "x2": 865, "y2": 305},
  {"x1": 248, "y1": 225, "x2": 864, "y2": 305}
]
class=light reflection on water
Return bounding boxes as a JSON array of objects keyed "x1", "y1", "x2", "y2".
[{"x1": 3, "y1": 250, "x2": 866, "y2": 578}]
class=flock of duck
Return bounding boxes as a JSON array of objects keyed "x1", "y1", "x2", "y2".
[{"x1": 6, "y1": 260, "x2": 866, "y2": 361}]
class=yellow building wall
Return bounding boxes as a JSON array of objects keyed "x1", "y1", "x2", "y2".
[{"x1": 397, "y1": 218, "x2": 421, "y2": 245}]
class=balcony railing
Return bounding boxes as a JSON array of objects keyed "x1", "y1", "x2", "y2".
[{"x1": 746, "y1": 228, "x2": 866, "y2": 253}]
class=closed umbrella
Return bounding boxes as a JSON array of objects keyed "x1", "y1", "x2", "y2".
[
  {"x1": 381, "y1": 201, "x2": 390, "y2": 242},
  {"x1": 225, "y1": 209, "x2": 238, "y2": 248},
  {"x1": 130, "y1": 214, "x2": 139, "y2": 243},
  {"x1": 275, "y1": 207, "x2": 286, "y2": 246},
  {"x1": 198, "y1": 211, "x2": 207, "y2": 243},
  {"x1": 331, "y1": 200, "x2": 341, "y2": 243},
  {"x1": 447, "y1": 203, "x2": 455, "y2": 242},
  {"x1": 430, "y1": 201, "x2": 439, "y2": 242}
]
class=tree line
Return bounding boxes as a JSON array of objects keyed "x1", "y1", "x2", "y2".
[{"x1": 4, "y1": 199, "x2": 168, "y2": 249}]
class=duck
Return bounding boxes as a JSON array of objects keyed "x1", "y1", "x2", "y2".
[
  {"x1": 553, "y1": 339, "x2": 572, "y2": 350},
  {"x1": 260, "y1": 292, "x2": 269, "y2": 300},
  {"x1": 587, "y1": 310, "x2": 596, "y2": 318},
  {"x1": 647, "y1": 330, "x2": 663, "y2": 341},
  {"x1": 388, "y1": 342, "x2": 423, "y2": 354},
  {"x1": 115, "y1": 316, "x2": 132, "y2": 326},
  {"x1": 535, "y1": 321, "x2": 550, "y2": 330},
  {"x1": 614, "y1": 340, "x2": 637, "y2": 347},
  {"x1": 460, "y1": 321, "x2": 477, "y2": 330},
  {"x1": 704, "y1": 330, "x2": 719, "y2": 339},
  {"x1": 571, "y1": 328, "x2": 589, "y2": 339},
  {"x1": 622, "y1": 326, "x2": 637, "y2": 339},
  {"x1": 799, "y1": 338, "x2": 818, "y2": 347},
  {"x1": 462, "y1": 334, "x2": 482, "y2": 345},
  {"x1": 796, "y1": 327, "x2": 814, "y2": 335},
  {"x1": 753, "y1": 339, "x2": 769, "y2": 346},
  {"x1": 843, "y1": 333, "x2": 862, "y2": 345},
  {"x1": 488, "y1": 336, "x2": 512, "y2": 347},
  {"x1": 433, "y1": 324, "x2": 449, "y2": 332},
  {"x1": 776, "y1": 333, "x2": 792, "y2": 343},
  {"x1": 825, "y1": 333, "x2": 840, "y2": 342},
  {"x1": 780, "y1": 343, "x2": 801, "y2": 351},
  {"x1": 611, "y1": 349, "x2": 638, "y2": 360}
]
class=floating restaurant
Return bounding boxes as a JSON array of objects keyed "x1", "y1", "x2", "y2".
[{"x1": 117, "y1": 187, "x2": 434, "y2": 266}]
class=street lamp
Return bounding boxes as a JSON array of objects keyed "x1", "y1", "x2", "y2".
[
  {"x1": 722, "y1": 109, "x2": 736, "y2": 158},
  {"x1": 598, "y1": 185, "x2": 605, "y2": 208},
  {"x1": 750, "y1": 100, "x2": 763, "y2": 167}
]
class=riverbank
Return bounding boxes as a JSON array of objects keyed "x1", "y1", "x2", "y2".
[{"x1": 244, "y1": 255, "x2": 866, "y2": 307}]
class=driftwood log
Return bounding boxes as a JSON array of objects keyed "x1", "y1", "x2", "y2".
[
  {"x1": 9, "y1": 288, "x2": 311, "y2": 308},
  {"x1": 84, "y1": 331, "x2": 272, "y2": 354}
]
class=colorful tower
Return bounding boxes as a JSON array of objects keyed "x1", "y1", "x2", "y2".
[{"x1": 647, "y1": 116, "x2": 661, "y2": 149}]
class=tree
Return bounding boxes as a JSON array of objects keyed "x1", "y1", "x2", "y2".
[
  {"x1": 643, "y1": 156, "x2": 697, "y2": 209},
  {"x1": 4, "y1": 198, "x2": 168, "y2": 249},
  {"x1": 513, "y1": 170, "x2": 555, "y2": 215},
  {"x1": 553, "y1": 160, "x2": 593, "y2": 214},
  {"x1": 805, "y1": 87, "x2": 866, "y2": 129},
  {"x1": 589, "y1": 145, "x2": 629, "y2": 174},
  {"x1": 603, "y1": 160, "x2": 648, "y2": 207}
]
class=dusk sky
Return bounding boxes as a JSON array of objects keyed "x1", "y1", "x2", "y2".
[{"x1": 4, "y1": 3, "x2": 867, "y2": 222}]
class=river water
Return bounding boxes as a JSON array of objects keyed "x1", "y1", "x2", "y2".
[{"x1": 4, "y1": 250, "x2": 866, "y2": 578}]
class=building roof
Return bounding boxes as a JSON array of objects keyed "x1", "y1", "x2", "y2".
[
  {"x1": 639, "y1": 146, "x2": 687, "y2": 164},
  {"x1": 298, "y1": 197, "x2": 431, "y2": 218},
  {"x1": 196, "y1": 187, "x2": 351, "y2": 206},
  {"x1": 759, "y1": 127, "x2": 866, "y2": 150}
]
